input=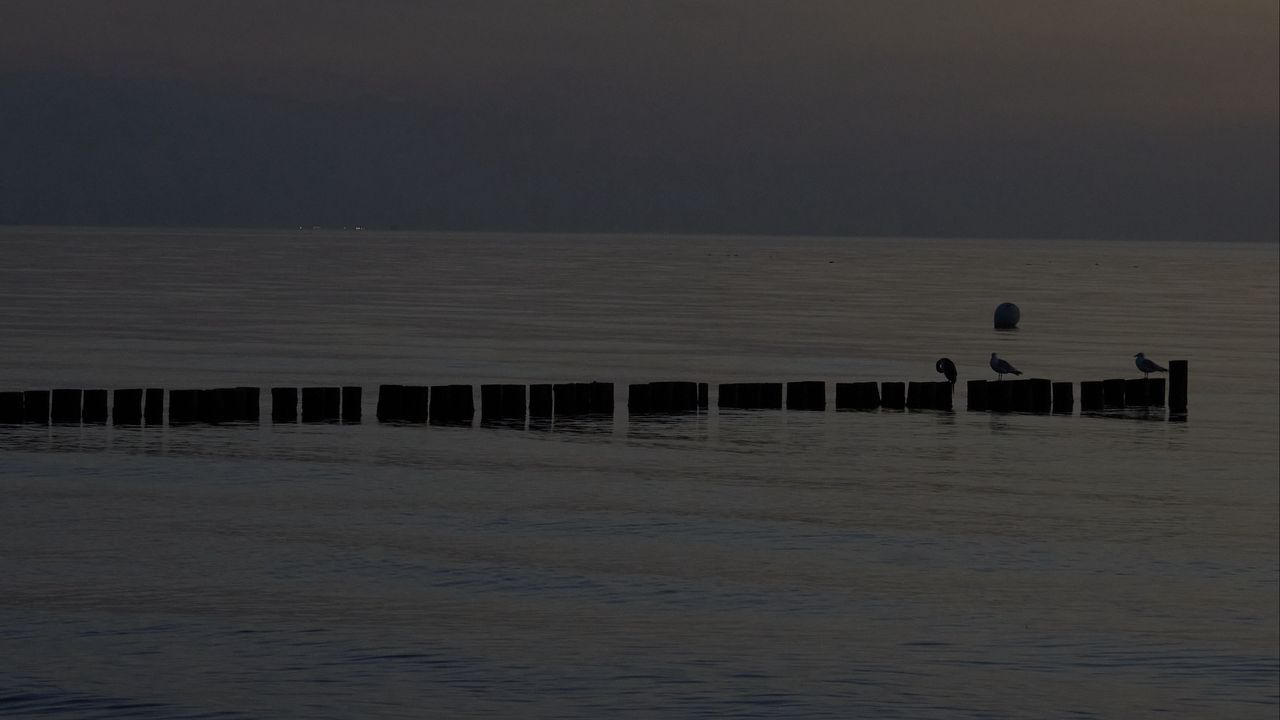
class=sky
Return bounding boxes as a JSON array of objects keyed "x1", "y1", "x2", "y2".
[{"x1": 1, "y1": 0, "x2": 1276, "y2": 241}]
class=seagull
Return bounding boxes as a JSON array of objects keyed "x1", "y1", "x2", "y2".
[
  {"x1": 989, "y1": 353, "x2": 1022, "y2": 380},
  {"x1": 1134, "y1": 352, "x2": 1167, "y2": 379},
  {"x1": 936, "y1": 357, "x2": 958, "y2": 384}
]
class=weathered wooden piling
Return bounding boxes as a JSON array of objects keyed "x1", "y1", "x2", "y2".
[
  {"x1": 402, "y1": 385, "x2": 429, "y2": 423},
  {"x1": 629, "y1": 382, "x2": 698, "y2": 414},
  {"x1": 23, "y1": 390, "x2": 49, "y2": 424},
  {"x1": 1080, "y1": 381, "x2": 1104, "y2": 412},
  {"x1": 1124, "y1": 379, "x2": 1152, "y2": 407},
  {"x1": 144, "y1": 388, "x2": 164, "y2": 425},
  {"x1": 430, "y1": 384, "x2": 474, "y2": 425},
  {"x1": 197, "y1": 388, "x2": 234, "y2": 423},
  {"x1": 934, "y1": 382, "x2": 954, "y2": 411},
  {"x1": 272, "y1": 387, "x2": 299, "y2": 423},
  {"x1": 1008, "y1": 379, "x2": 1032, "y2": 412},
  {"x1": 627, "y1": 383, "x2": 652, "y2": 413},
  {"x1": 83, "y1": 389, "x2": 108, "y2": 423},
  {"x1": 169, "y1": 390, "x2": 199, "y2": 423},
  {"x1": 718, "y1": 383, "x2": 783, "y2": 410},
  {"x1": 341, "y1": 386, "x2": 361, "y2": 422},
  {"x1": 237, "y1": 387, "x2": 260, "y2": 423},
  {"x1": 302, "y1": 387, "x2": 341, "y2": 422},
  {"x1": 906, "y1": 381, "x2": 932, "y2": 410},
  {"x1": 880, "y1": 382, "x2": 906, "y2": 410},
  {"x1": 553, "y1": 382, "x2": 612, "y2": 416},
  {"x1": 835, "y1": 381, "x2": 880, "y2": 410},
  {"x1": 786, "y1": 381, "x2": 825, "y2": 411},
  {"x1": 966, "y1": 380, "x2": 987, "y2": 411},
  {"x1": 113, "y1": 389, "x2": 143, "y2": 425},
  {"x1": 481, "y1": 384, "x2": 525, "y2": 422},
  {"x1": 1168, "y1": 360, "x2": 1187, "y2": 413},
  {"x1": 1052, "y1": 382, "x2": 1073, "y2": 414},
  {"x1": 376, "y1": 385, "x2": 402, "y2": 422},
  {"x1": 529, "y1": 384, "x2": 553, "y2": 418},
  {"x1": 1103, "y1": 379, "x2": 1126, "y2": 408},
  {"x1": 0, "y1": 392, "x2": 22, "y2": 423},
  {"x1": 50, "y1": 389, "x2": 81, "y2": 424},
  {"x1": 986, "y1": 381, "x2": 1012, "y2": 412},
  {"x1": 591, "y1": 382, "x2": 614, "y2": 415},
  {"x1": 698, "y1": 383, "x2": 709, "y2": 409},
  {"x1": 1028, "y1": 379, "x2": 1051, "y2": 413},
  {"x1": 553, "y1": 383, "x2": 584, "y2": 415},
  {"x1": 1147, "y1": 377, "x2": 1166, "y2": 408}
]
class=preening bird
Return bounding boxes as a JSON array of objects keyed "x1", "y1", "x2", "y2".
[
  {"x1": 989, "y1": 353, "x2": 1021, "y2": 380},
  {"x1": 1133, "y1": 352, "x2": 1167, "y2": 379},
  {"x1": 936, "y1": 357, "x2": 958, "y2": 384}
]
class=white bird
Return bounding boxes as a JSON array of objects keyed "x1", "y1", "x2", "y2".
[
  {"x1": 989, "y1": 353, "x2": 1022, "y2": 380},
  {"x1": 1134, "y1": 352, "x2": 1167, "y2": 379}
]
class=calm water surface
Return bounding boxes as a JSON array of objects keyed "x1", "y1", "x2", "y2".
[{"x1": 0, "y1": 228, "x2": 1276, "y2": 718}]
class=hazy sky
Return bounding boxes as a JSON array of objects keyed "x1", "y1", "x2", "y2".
[{"x1": 2, "y1": 0, "x2": 1276, "y2": 240}]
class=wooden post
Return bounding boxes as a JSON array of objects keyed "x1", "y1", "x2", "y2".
[
  {"x1": 589, "y1": 382, "x2": 614, "y2": 415},
  {"x1": 719, "y1": 383, "x2": 782, "y2": 409},
  {"x1": 759, "y1": 383, "x2": 783, "y2": 409},
  {"x1": 786, "y1": 381, "x2": 825, "y2": 411},
  {"x1": 50, "y1": 388, "x2": 81, "y2": 424},
  {"x1": 1147, "y1": 377, "x2": 1166, "y2": 408},
  {"x1": 1080, "y1": 381, "x2": 1103, "y2": 412},
  {"x1": 376, "y1": 385, "x2": 403, "y2": 422},
  {"x1": 341, "y1": 386, "x2": 361, "y2": 422},
  {"x1": 986, "y1": 381, "x2": 1012, "y2": 412},
  {"x1": 1124, "y1": 379, "x2": 1150, "y2": 407},
  {"x1": 272, "y1": 387, "x2": 298, "y2": 423},
  {"x1": 1028, "y1": 379, "x2": 1051, "y2": 413},
  {"x1": 402, "y1": 385, "x2": 429, "y2": 423},
  {"x1": 1103, "y1": 379, "x2": 1126, "y2": 408},
  {"x1": 113, "y1": 389, "x2": 144, "y2": 425},
  {"x1": 502, "y1": 385, "x2": 526, "y2": 419},
  {"x1": 905, "y1": 381, "x2": 924, "y2": 409},
  {"x1": 22, "y1": 390, "x2": 49, "y2": 424},
  {"x1": 674, "y1": 382, "x2": 698, "y2": 412},
  {"x1": 529, "y1": 384, "x2": 552, "y2": 418},
  {"x1": 83, "y1": 389, "x2": 108, "y2": 423},
  {"x1": 0, "y1": 391, "x2": 22, "y2": 424},
  {"x1": 697, "y1": 383, "x2": 708, "y2": 409},
  {"x1": 236, "y1": 387, "x2": 260, "y2": 423},
  {"x1": 431, "y1": 385, "x2": 473, "y2": 425},
  {"x1": 302, "y1": 387, "x2": 340, "y2": 422},
  {"x1": 934, "y1": 382, "x2": 953, "y2": 411},
  {"x1": 144, "y1": 388, "x2": 164, "y2": 425},
  {"x1": 966, "y1": 380, "x2": 987, "y2": 411},
  {"x1": 880, "y1": 382, "x2": 906, "y2": 410},
  {"x1": 718, "y1": 383, "x2": 739, "y2": 408},
  {"x1": 1168, "y1": 361, "x2": 1187, "y2": 413},
  {"x1": 627, "y1": 383, "x2": 651, "y2": 414},
  {"x1": 198, "y1": 388, "x2": 233, "y2": 424},
  {"x1": 482, "y1": 384, "x2": 525, "y2": 422},
  {"x1": 168, "y1": 390, "x2": 198, "y2": 424},
  {"x1": 1008, "y1": 379, "x2": 1032, "y2": 412},
  {"x1": 1052, "y1": 382, "x2": 1073, "y2": 414}
]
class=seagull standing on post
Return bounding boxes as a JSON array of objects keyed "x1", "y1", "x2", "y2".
[
  {"x1": 989, "y1": 353, "x2": 1022, "y2": 380},
  {"x1": 1133, "y1": 352, "x2": 1167, "y2": 379},
  {"x1": 936, "y1": 357, "x2": 958, "y2": 384}
]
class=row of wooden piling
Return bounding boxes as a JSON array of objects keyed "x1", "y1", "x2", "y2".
[{"x1": 0, "y1": 362, "x2": 1187, "y2": 425}]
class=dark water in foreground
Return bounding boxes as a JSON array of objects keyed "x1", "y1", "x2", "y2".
[{"x1": 0, "y1": 228, "x2": 1276, "y2": 718}]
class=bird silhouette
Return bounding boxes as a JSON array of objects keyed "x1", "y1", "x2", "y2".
[
  {"x1": 989, "y1": 353, "x2": 1022, "y2": 380},
  {"x1": 1133, "y1": 352, "x2": 1168, "y2": 379},
  {"x1": 936, "y1": 357, "x2": 958, "y2": 384}
]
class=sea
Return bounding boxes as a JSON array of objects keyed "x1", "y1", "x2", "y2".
[{"x1": 0, "y1": 227, "x2": 1276, "y2": 719}]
